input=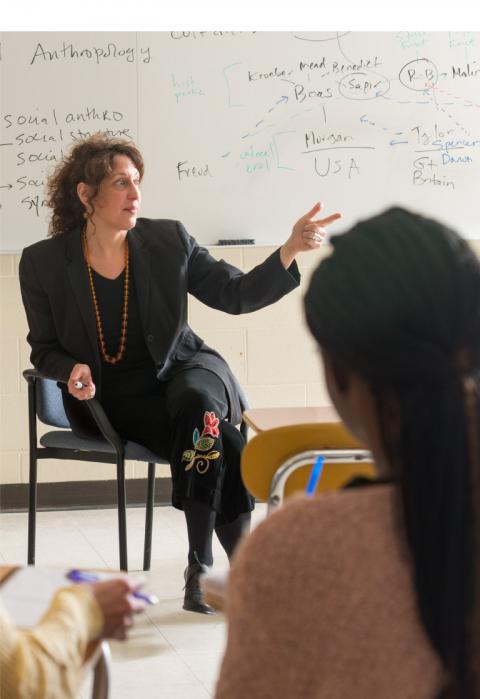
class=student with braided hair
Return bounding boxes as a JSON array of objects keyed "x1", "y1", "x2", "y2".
[{"x1": 215, "y1": 207, "x2": 480, "y2": 699}]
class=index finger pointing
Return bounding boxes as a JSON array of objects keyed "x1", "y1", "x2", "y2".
[{"x1": 312, "y1": 212, "x2": 342, "y2": 226}]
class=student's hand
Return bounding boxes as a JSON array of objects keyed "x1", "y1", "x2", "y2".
[
  {"x1": 89, "y1": 578, "x2": 147, "y2": 640},
  {"x1": 68, "y1": 363, "x2": 96, "y2": 400},
  {"x1": 280, "y1": 202, "x2": 342, "y2": 269}
]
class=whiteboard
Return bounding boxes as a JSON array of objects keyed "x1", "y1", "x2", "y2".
[{"x1": 1, "y1": 31, "x2": 479, "y2": 251}]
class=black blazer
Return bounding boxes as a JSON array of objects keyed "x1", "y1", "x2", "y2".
[{"x1": 19, "y1": 219, "x2": 300, "y2": 425}]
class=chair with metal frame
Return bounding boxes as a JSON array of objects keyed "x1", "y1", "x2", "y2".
[
  {"x1": 90, "y1": 641, "x2": 111, "y2": 699},
  {"x1": 23, "y1": 367, "x2": 249, "y2": 571},
  {"x1": 240, "y1": 422, "x2": 374, "y2": 514}
]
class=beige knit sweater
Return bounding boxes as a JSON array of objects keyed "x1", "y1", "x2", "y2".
[
  {"x1": 215, "y1": 485, "x2": 446, "y2": 699},
  {"x1": 0, "y1": 585, "x2": 103, "y2": 698}
]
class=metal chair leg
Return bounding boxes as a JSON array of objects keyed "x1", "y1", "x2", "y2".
[
  {"x1": 27, "y1": 453, "x2": 37, "y2": 565},
  {"x1": 91, "y1": 641, "x2": 111, "y2": 699},
  {"x1": 116, "y1": 458, "x2": 128, "y2": 571},
  {"x1": 27, "y1": 377, "x2": 38, "y2": 566},
  {"x1": 143, "y1": 463, "x2": 156, "y2": 571}
]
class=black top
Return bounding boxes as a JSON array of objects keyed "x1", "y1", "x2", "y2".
[
  {"x1": 20, "y1": 219, "x2": 301, "y2": 425},
  {"x1": 91, "y1": 268, "x2": 157, "y2": 398}
]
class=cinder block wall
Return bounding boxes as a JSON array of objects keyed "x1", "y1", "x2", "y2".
[{"x1": 0, "y1": 244, "x2": 334, "y2": 486}]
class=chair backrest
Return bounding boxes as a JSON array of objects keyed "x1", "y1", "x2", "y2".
[
  {"x1": 241, "y1": 422, "x2": 375, "y2": 504},
  {"x1": 235, "y1": 377, "x2": 249, "y2": 413},
  {"x1": 231, "y1": 373, "x2": 249, "y2": 441},
  {"x1": 36, "y1": 377, "x2": 71, "y2": 429}
]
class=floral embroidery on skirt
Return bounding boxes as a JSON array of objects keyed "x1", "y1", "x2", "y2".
[{"x1": 182, "y1": 411, "x2": 221, "y2": 474}]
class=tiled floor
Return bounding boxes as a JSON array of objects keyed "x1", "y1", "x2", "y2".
[{"x1": 0, "y1": 502, "x2": 267, "y2": 698}]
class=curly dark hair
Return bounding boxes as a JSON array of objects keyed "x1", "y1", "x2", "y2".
[{"x1": 45, "y1": 132, "x2": 144, "y2": 236}]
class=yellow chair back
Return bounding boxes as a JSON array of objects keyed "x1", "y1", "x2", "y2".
[{"x1": 241, "y1": 422, "x2": 375, "y2": 502}]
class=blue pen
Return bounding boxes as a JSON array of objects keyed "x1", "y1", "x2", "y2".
[
  {"x1": 305, "y1": 456, "x2": 325, "y2": 496},
  {"x1": 67, "y1": 569, "x2": 159, "y2": 605}
]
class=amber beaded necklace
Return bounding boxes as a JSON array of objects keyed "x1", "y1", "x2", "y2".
[{"x1": 82, "y1": 230, "x2": 129, "y2": 364}]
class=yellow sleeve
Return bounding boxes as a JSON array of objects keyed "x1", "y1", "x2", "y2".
[{"x1": 0, "y1": 585, "x2": 103, "y2": 699}]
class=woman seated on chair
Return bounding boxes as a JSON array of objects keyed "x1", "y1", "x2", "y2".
[
  {"x1": 215, "y1": 207, "x2": 480, "y2": 698},
  {"x1": 19, "y1": 132, "x2": 341, "y2": 613},
  {"x1": 1, "y1": 576, "x2": 145, "y2": 698}
]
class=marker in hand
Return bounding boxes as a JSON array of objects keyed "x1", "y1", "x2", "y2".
[
  {"x1": 73, "y1": 381, "x2": 85, "y2": 390},
  {"x1": 67, "y1": 569, "x2": 159, "y2": 605}
]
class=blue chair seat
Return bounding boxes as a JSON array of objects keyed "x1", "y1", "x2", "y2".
[{"x1": 40, "y1": 431, "x2": 164, "y2": 463}]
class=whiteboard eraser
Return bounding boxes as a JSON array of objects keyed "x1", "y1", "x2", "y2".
[{"x1": 217, "y1": 239, "x2": 255, "y2": 245}]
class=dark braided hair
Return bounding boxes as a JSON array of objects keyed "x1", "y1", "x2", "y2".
[{"x1": 304, "y1": 207, "x2": 480, "y2": 698}]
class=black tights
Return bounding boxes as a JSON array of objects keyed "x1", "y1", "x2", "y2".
[
  {"x1": 183, "y1": 499, "x2": 251, "y2": 567},
  {"x1": 65, "y1": 368, "x2": 254, "y2": 567}
]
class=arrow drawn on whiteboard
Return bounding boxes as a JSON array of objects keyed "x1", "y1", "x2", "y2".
[
  {"x1": 368, "y1": 85, "x2": 474, "y2": 139},
  {"x1": 427, "y1": 86, "x2": 475, "y2": 136},
  {"x1": 238, "y1": 96, "x2": 288, "y2": 140},
  {"x1": 0, "y1": 184, "x2": 13, "y2": 190},
  {"x1": 267, "y1": 95, "x2": 288, "y2": 113},
  {"x1": 361, "y1": 114, "x2": 410, "y2": 143}
]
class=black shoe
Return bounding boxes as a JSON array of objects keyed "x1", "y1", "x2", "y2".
[{"x1": 183, "y1": 563, "x2": 216, "y2": 615}]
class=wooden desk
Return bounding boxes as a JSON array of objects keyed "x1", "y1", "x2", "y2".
[{"x1": 243, "y1": 406, "x2": 340, "y2": 433}]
